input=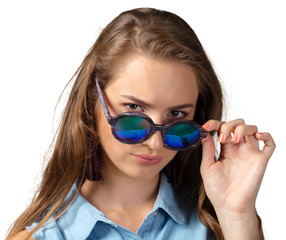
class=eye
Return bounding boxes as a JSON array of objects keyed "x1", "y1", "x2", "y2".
[
  {"x1": 168, "y1": 110, "x2": 187, "y2": 118},
  {"x1": 126, "y1": 103, "x2": 143, "y2": 111}
]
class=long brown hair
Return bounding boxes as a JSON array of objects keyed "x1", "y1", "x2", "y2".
[{"x1": 7, "y1": 8, "x2": 224, "y2": 240}]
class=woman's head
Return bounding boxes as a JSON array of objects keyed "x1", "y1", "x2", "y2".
[
  {"x1": 65, "y1": 7, "x2": 223, "y2": 183},
  {"x1": 71, "y1": 7, "x2": 223, "y2": 178}
]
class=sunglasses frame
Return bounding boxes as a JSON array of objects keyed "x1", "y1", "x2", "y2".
[{"x1": 95, "y1": 78, "x2": 208, "y2": 151}]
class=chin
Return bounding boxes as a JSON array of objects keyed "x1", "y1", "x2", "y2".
[{"x1": 120, "y1": 165, "x2": 164, "y2": 181}]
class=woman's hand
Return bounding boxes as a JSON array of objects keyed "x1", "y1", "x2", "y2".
[{"x1": 201, "y1": 119, "x2": 275, "y2": 239}]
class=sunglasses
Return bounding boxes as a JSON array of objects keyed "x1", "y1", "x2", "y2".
[{"x1": 95, "y1": 78, "x2": 208, "y2": 151}]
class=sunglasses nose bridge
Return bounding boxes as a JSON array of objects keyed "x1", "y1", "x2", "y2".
[
  {"x1": 151, "y1": 124, "x2": 166, "y2": 135},
  {"x1": 147, "y1": 124, "x2": 168, "y2": 146},
  {"x1": 142, "y1": 125, "x2": 165, "y2": 151}
]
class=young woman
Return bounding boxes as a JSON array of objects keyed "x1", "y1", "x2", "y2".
[{"x1": 7, "y1": 8, "x2": 275, "y2": 240}]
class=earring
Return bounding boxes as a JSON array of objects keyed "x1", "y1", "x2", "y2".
[{"x1": 86, "y1": 138, "x2": 103, "y2": 181}]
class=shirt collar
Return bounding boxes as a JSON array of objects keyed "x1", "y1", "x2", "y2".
[
  {"x1": 59, "y1": 180, "x2": 110, "y2": 239},
  {"x1": 60, "y1": 174, "x2": 188, "y2": 239}
]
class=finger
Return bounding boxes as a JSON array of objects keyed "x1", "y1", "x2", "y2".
[
  {"x1": 201, "y1": 134, "x2": 216, "y2": 175},
  {"x1": 232, "y1": 124, "x2": 258, "y2": 145},
  {"x1": 255, "y1": 132, "x2": 276, "y2": 159},
  {"x1": 219, "y1": 119, "x2": 247, "y2": 143},
  {"x1": 202, "y1": 119, "x2": 224, "y2": 132},
  {"x1": 203, "y1": 119, "x2": 245, "y2": 143},
  {"x1": 202, "y1": 119, "x2": 224, "y2": 141}
]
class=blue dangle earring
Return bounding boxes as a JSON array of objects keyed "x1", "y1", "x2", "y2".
[{"x1": 86, "y1": 137, "x2": 104, "y2": 181}]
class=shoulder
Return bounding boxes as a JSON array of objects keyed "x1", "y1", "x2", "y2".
[{"x1": 12, "y1": 230, "x2": 35, "y2": 240}]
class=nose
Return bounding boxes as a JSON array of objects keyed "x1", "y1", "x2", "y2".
[{"x1": 142, "y1": 130, "x2": 164, "y2": 151}]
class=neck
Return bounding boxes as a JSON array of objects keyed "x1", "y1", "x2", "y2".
[{"x1": 80, "y1": 164, "x2": 160, "y2": 212}]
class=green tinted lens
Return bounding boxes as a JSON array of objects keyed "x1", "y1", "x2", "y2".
[
  {"x1": 115, "y1": 116, "x2": 151, "y2": 142},
  {"x1": 165, "y1": 124, "x2": 200, "y2": 148}
]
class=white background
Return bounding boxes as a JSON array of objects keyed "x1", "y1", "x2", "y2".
[{"x1": 1, "y1": 0, "x2": 285, "y2": 239}]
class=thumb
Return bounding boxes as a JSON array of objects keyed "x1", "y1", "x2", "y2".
[{"x1": 201, "y1": 134, "x2": 216, "y2": 175}]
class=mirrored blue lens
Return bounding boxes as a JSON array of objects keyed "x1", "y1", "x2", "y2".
[
  {"x1": 165, "y1": 124, "x2": 200, "y2": 149},
  {"x1": 115, "y1": 116, "x2": 150, "y2": 142}
]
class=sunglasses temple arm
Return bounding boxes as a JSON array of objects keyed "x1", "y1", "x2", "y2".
[{"x1": 95, "y1": 78, "x2": 112, "y2": 122}]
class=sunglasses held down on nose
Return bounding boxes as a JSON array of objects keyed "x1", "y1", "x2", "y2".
[{"x1": 95, "y1": 78, "x2": 208, "y2": 151}]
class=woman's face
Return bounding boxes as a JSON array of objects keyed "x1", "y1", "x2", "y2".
[{"x1": 95, "y1": 55, "x2": 199, "y2": 181}]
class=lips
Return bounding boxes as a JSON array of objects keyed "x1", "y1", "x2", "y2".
[{"x1": 133, "y1": 154, "x2": 163, "y2": 166}]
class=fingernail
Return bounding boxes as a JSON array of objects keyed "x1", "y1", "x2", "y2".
[
  {"x1": 231, "y1": 132, "x2": 238, "y2": 142},
  {"x1": 202, "y1": 122, "x2": 210, "y2": 129},
  {"x1": 218, "y1": 133, "x2": 224, "y2": 143},
  {"x1": 256, "y1": 132, "x2": 264, "y2": 138}
]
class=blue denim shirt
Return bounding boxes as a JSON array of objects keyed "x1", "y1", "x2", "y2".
[{"x1": 27, "y1": 174, "x2": 209, "y2": 239}]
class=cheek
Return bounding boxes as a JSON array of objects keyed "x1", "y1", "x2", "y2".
[
  {"x1": 166, "y1": 150, "x2": 178, "y2": 163},
  {"x1": 96, "y1": 107, "x2": 129, "y2": 159}
]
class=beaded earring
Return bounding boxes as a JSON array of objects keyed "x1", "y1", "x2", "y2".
[{"x1": 86, "y1": 138, "x2": 103, "y2": 181}]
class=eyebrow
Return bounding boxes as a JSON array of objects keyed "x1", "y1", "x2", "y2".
[{"x1": 121, "y1": 95, "x2": 195, "y2": 110}]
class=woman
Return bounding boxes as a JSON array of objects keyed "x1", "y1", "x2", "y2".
[{"x1": 7, "y1": 8, "x2": 275, "y2": 240}]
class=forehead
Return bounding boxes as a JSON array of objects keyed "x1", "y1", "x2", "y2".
[{"x1": 105, "y1": 55, "x2": 199, "y2": 106}]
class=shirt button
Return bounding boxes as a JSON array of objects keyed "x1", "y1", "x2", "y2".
[{"x1": 153, "y1": 211, "x2": 158, "y2": 217}]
